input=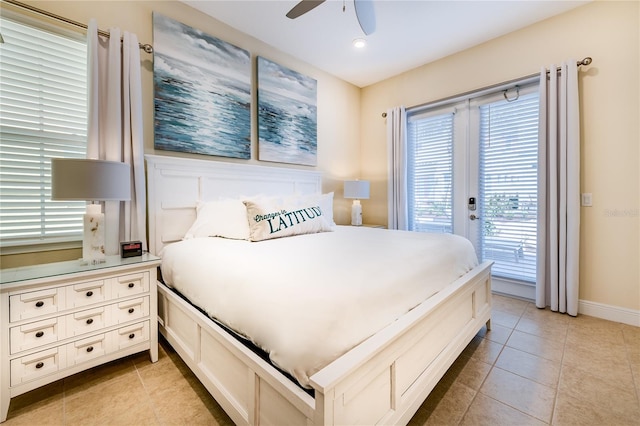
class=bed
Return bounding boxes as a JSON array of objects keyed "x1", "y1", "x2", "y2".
[{"x1": 146, "y1": 154, "x2": 492, "y2": 426}]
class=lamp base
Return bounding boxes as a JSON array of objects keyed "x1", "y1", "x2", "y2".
[
  {"x1": 351, "y1": 200, "x2": 363, "y2": 226},
  {"x1": 83, "y1": 204, "x2": 106, "y2": 265}
]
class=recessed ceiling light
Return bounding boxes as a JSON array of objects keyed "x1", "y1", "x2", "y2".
[{"x1": 352, "y1": 38, "x2": 366, "y2": 49}]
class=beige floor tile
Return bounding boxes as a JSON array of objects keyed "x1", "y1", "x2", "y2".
[
  {"x1": 515, "y1": 315, "x2": 569, "y2": 343},
  {"x1": 419, "y1": 381, "x2": 477, "y2": 426},
  {"x1": 461, "y1": 335, "x2": 504, "y2": 365},
  {"x1": 492, "y1": 294, "x2": 529, "y2": 317},
  {"x1": 567, "y1": 317, "x2": 626, "y2": 347},
  {"x1": 440, "y1": 354, "x2": 492, "y2": 391},
  {"x1": 557, "y1": 364, "x2": 640, "y2": 423},
  {"x1": 63, "y1": 355, "x2": 137, "y2": 397},
  {"x1": 492, "y1": 310, "x2": 521, "y2": 329},
  {"x1": 506, "y1": 329, "x2": 565, "y2": 362},
  {"x1": 145, "y1": 370, "x2": 232, "y2": 425},
  {"x1": 522, "y1": 304, "x2": 571, "y2": 325},
  {"x1": 496, "y1": 346, "x2": 561, "y2": 388},
  {"x1": 64, "y1": 369, "x2": 159, "y2": 425},
  {"x1": 562, "y1": 342, "x2": 635, "y2": 391},
  {"x1": 480, "y1": 367, "x2": 556, "y2": 423},
  {"x1": 4, "y1": 381, "x2": 64, "y2": 426},
  {"x1": 622, "y1": 323, "x2": 640, "y2": 347},
  {"x1": 476, "y1": 322, "x2": 513, "y2": 345},
  {"x1": 460, "y1": 393, "x2": 547, "y2": 426}
]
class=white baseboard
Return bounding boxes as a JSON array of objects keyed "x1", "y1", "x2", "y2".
[
  {"x1": 578, "y1": 299, "x2": 640, "y2": 327},
  {"x1": 489, "y1": 278, "x2": 640, "y2": 327}
]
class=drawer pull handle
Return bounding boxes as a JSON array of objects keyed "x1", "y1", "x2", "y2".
[
  {"x1": 128, "y1": 283, "x2": 134, "y2": 288},
  {"x1": 35, "y1": 331, "x2": 44, "y2": 338},
  {"x1": 86, "y1": 318, "x2": 94, "y2": 325},
  {"x1": 86, "y1": 346, "x2": 94, "y2": 353},
  {"x1": 128, "y1": 333, "x2": 135, "y2": 339},
  {"x1": 128, "y1": 308, "x2": 135, "y2": 314},
  {"x1": 35, "y1": 362, "x2": 44, "y2": 369},
  {"x1": 35, "y1": 301, "x2": 44, "y2": 308},
  {"x1": 86, "y1": 291, "x2": 93, "y2": 297}
]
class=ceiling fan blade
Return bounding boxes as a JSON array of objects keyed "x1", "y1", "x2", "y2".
[
  {"x1": 354, "y1": 0, "x2": 376, "y2": 35},
  {"x1": 286, "y1": 0, "x2": 326, "y2": 19}
]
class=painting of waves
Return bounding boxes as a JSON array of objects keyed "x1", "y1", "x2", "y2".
[
  {"x1": 257, "y1": 57, "x2": 317, "y2": 166},
  {"x1": 153, "y1": 13, "x2": 251, "y2": 159}
]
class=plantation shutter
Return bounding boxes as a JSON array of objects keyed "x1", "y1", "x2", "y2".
[
  {"x1": 407, "y1": 110, "x2": 454, "y2": 233},
  {"x1": 0, "y1": 16, "x2": 88, "y2": 247},
  {"x1": 478, "y1": 91, "x2": 539, "y2": 282}
]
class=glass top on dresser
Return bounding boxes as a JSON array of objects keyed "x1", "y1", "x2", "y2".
[{"x1": 0, "y1": 253, "x2": 160, "y2": 286}]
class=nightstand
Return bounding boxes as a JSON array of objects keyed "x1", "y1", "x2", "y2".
[{"x1": 0, "y1": 254, "x2": 161, "y2": 422}]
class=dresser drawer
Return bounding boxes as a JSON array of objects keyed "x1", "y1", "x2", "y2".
[
  {"x1": 10, "y1": 347, "x2": 63, "y2": 386},
  {"x1": 113, "y1": 321, "x2": 149, "y2": 351},
  {"x1": 111, "y1": 272, "x2": 148, "y2": 298},
  {"x1": 66, "y1": 279, "x2": 107, "y2": 308},
  {"x1": 113, "y1": 297, "x2": 149, "y2": 324},
  {"x1": 66, "y1": 306, "x2": 107, "y2": 337},
  {"x1": 67, "y1": 333, "x2": 107, "y2": 366},
  {"x1": 10, "y1": 317, "x2": 62, "y2": 355},
  {"x1": 9, "y1": 288, "x2": 62, "y2": 322}
]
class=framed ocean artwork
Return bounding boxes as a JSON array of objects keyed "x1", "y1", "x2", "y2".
[
  {"x1": 257, "y1": 57, "x2": 317, "y2": 166},
  {"x1": 153, "y1": 13, "x2": 251, "y2": 159}
]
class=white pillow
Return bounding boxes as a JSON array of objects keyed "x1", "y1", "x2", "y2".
[
  {"x1": 183, "y1": 199, "x2": 250, "y2": 240},
  {"x1": 243, "y1": 194, "x2": 333, "y2": 242},
  {"x1": 312, "y1": 192, "x2": 336, "y2": 227}
]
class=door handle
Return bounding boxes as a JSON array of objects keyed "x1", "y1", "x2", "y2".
[{"x1": 469, "y1": 214, "x2": 481, "y2": 220}]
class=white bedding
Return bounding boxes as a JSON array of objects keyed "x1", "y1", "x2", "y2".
[{"x1": 160, "y1": 226, "x2": 478, "y2": 388}]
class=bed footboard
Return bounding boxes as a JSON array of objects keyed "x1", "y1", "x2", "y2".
[
  {"x1": 310, "y1": 261, "x2": 492, "y2": 425},
  {"x1": 156, "y1": 261, "x2": 491, "y2": 426}
]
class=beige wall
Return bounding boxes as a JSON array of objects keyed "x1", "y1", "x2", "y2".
[
  {"x1": 1, "y1": 0, "x2": 361, "y2": 268},
  {"x1": 360, "y1": 0, "x2": 639, "y2": 311}
]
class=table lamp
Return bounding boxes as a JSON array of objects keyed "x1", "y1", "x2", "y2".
[
  {"x1": 51, "y1": 158, "x2": 131, "y2": 264},
  {"x1": 344, "y1": 180, "x2": 370, "y2": 226}
]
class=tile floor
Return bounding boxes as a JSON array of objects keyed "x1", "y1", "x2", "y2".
[{"x1": 4, "y1": 294, "x2": 640, "y2": 425}]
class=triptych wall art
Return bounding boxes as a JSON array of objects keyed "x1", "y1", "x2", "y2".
[{"x1": 152, "y1": 13, "x2": 318, "y2": 166}]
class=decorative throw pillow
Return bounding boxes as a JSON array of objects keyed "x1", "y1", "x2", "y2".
[
  {"x1": 243, "y1": 195, "x2": 333, "y2": 242},
  {"x1": 183, "y1": 199, "x2": 250, "y2": 240}
]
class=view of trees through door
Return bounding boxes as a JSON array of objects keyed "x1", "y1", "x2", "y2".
[{"x1": 407, "y1": 83, "x2": 540, "y2": 289}]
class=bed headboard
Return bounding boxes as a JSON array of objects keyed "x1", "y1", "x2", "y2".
[{"x1": 145, "y1": 154, "x2": 322, "y2": 256}]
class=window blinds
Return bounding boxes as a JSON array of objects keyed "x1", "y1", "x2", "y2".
[
  {"x1": 0, "y1": 17, "x2": 88, "y2": 246},
  {"x1": 407, "y1": 111, "x2": 454, "y2": 233},
  {"x1": 478, "y1": 92, "x2": 539, "y2": 282}
]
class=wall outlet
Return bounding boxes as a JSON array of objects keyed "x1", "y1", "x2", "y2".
[{"x1": 581, "y1": 193, "x2": 593, "y2": 207}]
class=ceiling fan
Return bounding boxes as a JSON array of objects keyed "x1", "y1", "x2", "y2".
[{"x1": 286, "y1": 0, "x2": 376, "y2": 35}]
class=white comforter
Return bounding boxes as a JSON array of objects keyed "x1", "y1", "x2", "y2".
[{"x1": 160, "y1": 226, "x2": 478, "y2": 388}]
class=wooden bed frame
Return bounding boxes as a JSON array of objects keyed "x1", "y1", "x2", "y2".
[{"x1": 146, "y1": 154, "x2": 492, "y2": 426}]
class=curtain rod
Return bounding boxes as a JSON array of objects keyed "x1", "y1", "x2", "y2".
[
  {"x1": 3, "y1": 0, "x2": 154, "y2": 53},
  {"x1": 381, "y1": 57, "x2": 592, "y2": 117}
]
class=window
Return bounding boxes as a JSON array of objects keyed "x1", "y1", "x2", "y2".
[
  {"x1": 406, "y1": 81, "x2": 540, "y2": 286},
  {"x1": 407, "y1": 110, "x2": 454, "y2": 233},
  {"x1": 475, "y1": 91, "x2": 539, "y2": 282},
  {"x1": 0, "y1": 15, "x2": 88, "y2": 249}
]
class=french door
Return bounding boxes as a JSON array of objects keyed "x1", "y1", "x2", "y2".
[{"x1": 407, "y1": 83, "x2": 540, "y2": 298}]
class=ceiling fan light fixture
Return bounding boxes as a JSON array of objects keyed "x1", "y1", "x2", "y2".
[{"x1": 352, "y1": 38, "x2": 366, "y2": 49}]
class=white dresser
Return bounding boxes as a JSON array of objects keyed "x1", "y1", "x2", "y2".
[{"x1": 0, "y1": 254, "x2": 161, "y2": 422}]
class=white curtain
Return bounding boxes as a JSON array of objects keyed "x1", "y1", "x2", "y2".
[
  {"x1": 386, "y1": 106, "x2": 409, "y2": 230},
  {"x1": 536, "y1": 60, "x2": 580, "y2": 316},
  {"x1": 87, "y1": 20, "x2": 147, "y2": 255}
]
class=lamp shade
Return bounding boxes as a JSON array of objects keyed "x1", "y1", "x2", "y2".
[
  {"x1": 344, "y1": 180, "x2": 370, "y2": 200},
  {"x1": 51, "y1": 158, "x2": 131, "y2": 201}
]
